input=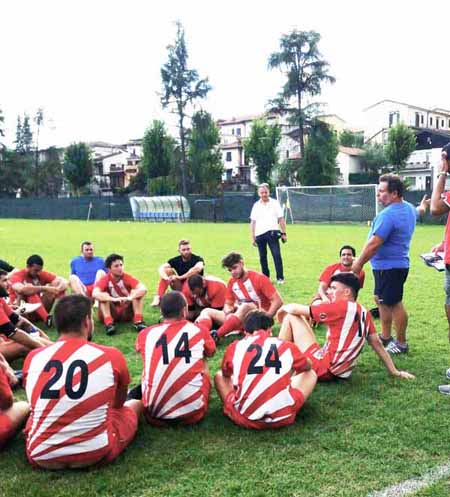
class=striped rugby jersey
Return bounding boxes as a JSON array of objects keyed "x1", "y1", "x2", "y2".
[{"x1": 225, "y1": 271, "x2": 277, "y2": 312}]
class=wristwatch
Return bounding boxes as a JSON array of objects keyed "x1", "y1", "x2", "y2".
[{"x1": 437, "y1": 172, "x2": 448, "y2": 178}]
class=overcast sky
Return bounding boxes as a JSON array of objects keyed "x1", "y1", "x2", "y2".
[{"x1": 1, "y1": 0, "x2": 449, "y2": 148}]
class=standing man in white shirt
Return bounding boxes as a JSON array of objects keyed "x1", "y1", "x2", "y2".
[{"x1": 250, "y1": 183, "x2": 287, "y2": 284}]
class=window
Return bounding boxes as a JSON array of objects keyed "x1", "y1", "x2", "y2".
[
  {"x1": 286, "y1": 150, "x2": 289, "y2": 158},
  {"x1": 430, "y1": 117, "x2": 433, "y2": 126},
  {"x1": 226, "y1": 169, "x2": 232, "y2": 181},
  {"x1": 442, "y1": 119, "x2": 445, "y2": 127},
  {"x1": 421, "y1": 115, "x2": 424, "y2": 125},
  {"x1": 236, "y1": 128, "x2": 241, "y2": 136},
  {"x1": 415, "y1": 113, "x2": 420, "y2": 127},
  {"x1": 231, "y1": 128, "x2": 235, "y2": 135},
  {"x1": 226, "y1": 151, "x2": 232, "y2": 162}
]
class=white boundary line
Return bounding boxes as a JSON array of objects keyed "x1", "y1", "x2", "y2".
[{"x1": 368, "y1": 463, "x2": 450, "y2": 497}]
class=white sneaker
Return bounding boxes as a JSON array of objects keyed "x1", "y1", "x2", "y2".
[
  {"x1": 151, "y1": 295, "x2": 161, "y2": 307},
  {"x1": 277, "y1": 279, "x2": 285, "y2": 285},
  {"x1": 17, "y1": 302, "x2": 42, "y2": 315}
]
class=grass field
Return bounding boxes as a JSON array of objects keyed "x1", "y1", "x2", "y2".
[{"x1": 1, "y1": 219, "x2": 450, "y2": 497}]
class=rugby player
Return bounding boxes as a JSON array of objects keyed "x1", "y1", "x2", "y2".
[
  {"x1": 135, "y1": 291, "x2": 216, "y2": 426},
  {"x1": 23, "y1": 295, "x2": 143, "y2": 469},
  {"x1": 183, "y1": 274, "x2": 226, "y2": 321},
  {"x1": 69, "y1": 241, "x2": 106, "y2": 297},
  {"x1": 215, "y1": 310, "x2": 316, "y2": 429},
  {"x1": 196, "y1": 252, "x2": 283, "y2": 343},
  {"x1": 278, "y1": 272, "x2": 414, "y2": 381},
  {"x1": 92, "y1": 254, "x2": 147, "y2": 336}
]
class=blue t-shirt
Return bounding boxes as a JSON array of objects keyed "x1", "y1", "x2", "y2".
[
  {"x1": 70, "y1": 256, "x2": 106, "y2": 285},
  {"x1": 369, "y1": 201, "x2": 417, "y2": 270}
]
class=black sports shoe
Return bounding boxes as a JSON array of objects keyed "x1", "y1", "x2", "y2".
[
  {"x1": 45, "y1": 315, "x2": 53, "y2": 328},
  {"x1": 127, "y1": 384, "x2": 143, "y2": 400},
  {"x1": 210, "y1": 330, "x2": 219, "y2": 344},
  {"x1": 105, "y1": 324, "x2": 116, "y2": 336},
  {"x1": 369, "y1": 307, "x2": 380, "y2": 319},
  {"x1": 134, "y1": 322, "x2": 147, "y2": 332}
]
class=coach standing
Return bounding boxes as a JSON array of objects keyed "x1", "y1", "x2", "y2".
[
  {"x1": 250, "y1": 183, "x2": 287, "y2": 284},
  {"x1": 352, "y1": 174, "x2": 428, "y2": 354}
]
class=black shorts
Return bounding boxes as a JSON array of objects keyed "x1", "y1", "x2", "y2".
[{"x1": 373, "y1": 268, "x2": 409, "y2": 306}]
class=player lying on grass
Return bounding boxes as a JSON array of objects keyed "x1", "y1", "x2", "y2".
[
  {"x1": 9, "y1": 254, "x2": 68, "y2": 327},
  {"x1": 195, "y1": 252, "x2": 283, "y2": 343},
  {"x1": 135, "y1": 291, "x2": 216, "y2": 426},
  {"x1": 0, "y1": 352, "x2": 29, "y2": 450},
  {"x1": 23, "y1": 295, "x2": 143, "y2": 469},
  {"x1": 69, "y1": 241, "x2": 106, "y2": 298},
  {"x1": 313, "y1": 245, "x2": 365, "y2": 304},
  {"x1": 183, "y1": 274, "x2": 226, "y2": 321},
  {"x1": 0, "y1": 270, "x2": 52, "y2": 362},
  {"x1": 215, "y1": 310, "x2": 317, "y2": 430},
  {"x1": 278, "y1": 272, "x2": 414, "y2": 381},
  {"x1": 92, "y1": 253, "x2": 147, "y2": 336}
]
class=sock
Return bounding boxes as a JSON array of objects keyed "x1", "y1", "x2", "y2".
[
  {"x1": 157, "y1": 279, "x2": 169, "y2": 297},
  {"x1": 104, "y1": 316, "x2": 114, "y2": 326},
  {"x1": 217, "y1": 315, "x2": 242, "y2": 338},
  {"x1": 26, "y1": 295, "x2": 48, "y2": 321},
  {"x1": 196, "y1": 316, "x2": 213, "y2": 331},
  {"x1": 133, "y1": 313, "x2": 143, "y2": 324}
]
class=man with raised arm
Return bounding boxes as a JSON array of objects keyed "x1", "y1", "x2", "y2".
[{"x1": 23, "y1": 295, "x2": 143, "y2": 469}]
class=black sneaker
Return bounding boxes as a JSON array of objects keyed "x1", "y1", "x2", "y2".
[
  {"x1": 45, "y1": 315, "x2": 53, "y2": 328},
  {"x1": 379, "y1": 334, "x2": 393, "y2": 347},
  {"x1": 370, "y1": 307, "x2": 380, "y2": 319},
  {"x1": 105, "y1": 324, "x2": 116, "y2": 336},
  {"x1": 134, "y1": 322, "x2": 147, "y2": 333},
  {"x1": 210, "y1": 330, "x2": 219, "y2": 344}
]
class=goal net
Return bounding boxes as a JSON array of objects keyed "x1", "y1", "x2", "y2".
[
  {"x1": 129, "y1": 196, "x2": 190, "y2": 222},
  {"x1": 276, "y1": 184, "x2": 378, "y2": 223}
]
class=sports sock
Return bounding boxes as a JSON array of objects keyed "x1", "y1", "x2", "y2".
[
  {"x1": 133, "y1": 313, "x2": 143, "y2": 324},
  {"x1": 217, "y1": 314, "x2": 242, "y2": 338},
  {"x1": 195, "y1": 316, "x2": 213, "y2": 331},
  {"x1": 26, "y1": 295, "x2": 48, "y2": 321},
  {"x1": 157, "y1": 279, "x2": 169, "y2": 297},
  {"x1": 104, "y1": 316, "x2": 114, "y2": 326}
]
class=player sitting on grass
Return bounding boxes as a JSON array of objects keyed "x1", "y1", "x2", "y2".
[
  {"x1": 92, "y1": 253, "x2": 147, "y2": 336},
  {"x1": 313, "y1": 245, "x2": 365, "y2": 304},
  {"x1": 151, "y1": 239, "x2": 205, "y2": 307},
  {"x1": 23, "y1": 295, "x2": 143, "y2": 469},
  {"x1": 182, "y1": 274, "x2": 226, "y2": 321},
  {"x1": 0, "y1": 352, "x2": 29, "y2": 450},
  {"x1": 278, "y1": 272, "x2": 414, "y2": 381},
  {"x1": 135, "y1": 291, "x2": 216, "y2": 426},
  {"x1": 9, "y1": 255, "x2": 68, "y2": 327},
  {"x1": 69, "y1": 241, "x2": 106, "y2": 298},
  {"x1": 215, "y1": 310, "x2": 317, "y2": 430},
  {"x1": 196, "y1": 252, "x2": 283, "y2": 343}
]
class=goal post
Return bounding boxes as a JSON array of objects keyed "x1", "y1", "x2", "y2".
[{"x1": 276, "y1": 184, "x2": 378, "y2": 223}]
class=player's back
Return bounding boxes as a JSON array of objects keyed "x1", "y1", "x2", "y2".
[
  {"x1": 24, "y1": 338, "x2": 121, "y2": 466},
  {"x1": 136, "y1": 319, "x2": 215, "y2": 422}
]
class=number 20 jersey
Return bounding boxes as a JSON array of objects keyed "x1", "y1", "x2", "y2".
[
  {"x1": 135, "y1": 320, "x2": 216, "y2": 422},
  {"x1": 23, "y1": 338, "x2": 130, "y2": 466},
  {"x1": 222, "y1": 330, "x2": 307, "y2": 428}
]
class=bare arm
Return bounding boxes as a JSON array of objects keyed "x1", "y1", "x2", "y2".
[
  {"x1": 317, "y1": 282, "x2": 330, "y2": 303},
  {"x1": 12, "y1": 329, "x2": 51, "y2": 349},
  {"x1": 367, "y1": 334, "x2": 415, "y2": 379},
  {"x1": 177, "y1": 261, "x2": 205, "y2": 281},
  {"x1": 431, "y1": 156, "x2": 450, "y2": 216},
  {"x1": 351, "y1": 235, "x2": 384, "y2": 274},
  {"x1": 50, "y1": 276, "x2": 69, "y2": 292},
  {"x1": 277, "y1": 303, "x2": 311, "y2": 323},
  {"x1": 129, "y1": 283, "x2": 147, "y2": 299},
  {"x1": 251, "y1": 220, "x2": 257, "y2": 246},
  {"x1": 223, "y1": 300, "x2": 235, "y2": 316},
  {"x1": 158, "y1": 263, "x2": 172, "y2": 280},
  {"x1": 266, "y1": 291, "x2": 283, "y2": 318},
  {"x1": 92, "y1": 288, "x2": 126, "y2": 303},
  {"x1": 278, "y1": 217, "x2": 287, "y2": 243},
  {"x1": 12, "y1": 282, "x2": 49, "y2": 296}
]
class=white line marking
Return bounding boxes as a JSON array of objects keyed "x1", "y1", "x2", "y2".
[{"x1": 368, "y1": 463, "x2": 450, "y2": 497}]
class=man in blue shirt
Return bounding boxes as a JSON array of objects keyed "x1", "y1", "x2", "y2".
[
  {"x1": 352, "y1": 174, "x2": 428, "y2": 354},
  {"x1": 69, "y1": 241, "x2": 106, "y2": 298}
]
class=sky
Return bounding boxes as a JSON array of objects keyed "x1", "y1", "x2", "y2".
[{"x1": 1, "y1": 0, "x2": 449, "y2": 149}]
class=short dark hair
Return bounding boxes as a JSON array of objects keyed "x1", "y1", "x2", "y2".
[
  {"x1": 187, "y1": 274, "x2": 204, "y2": 291},
  {"x1": 54, "y1": 295, "x2": 92, "y2": 335},
  {"x1": 81, "y1": 241, "x2": 92, "y2": 249},
  {"x1": 27, "y1": 254, "x2": 44, "y2": 267},
  {"x1": 160, "y1": 291, "x2": 186, "y2": 319},
  {"x1": 340, "y1": 245, "x2": 356, "y2": 257},
  {"x1": 178, "y1": 239, "x2": 190, "y2": 247},
  {"x1": 379, "y1": 173, "x2": 405, "y2": 197},
  {"x1": 244, "y1": 311, "x2": 274, "y2": 334},
  {"x1": 222, "y1": 252, "x2": 243, "y2": 269},
  {"x1": 0, "y1": 269, "x2": 7, "y2": 277},
  {"x1": 105, "y1": 253, "x2": 123, "y2": 268},
  {"x1": 330, "y1": 272, "x2": 360, "y2": 300}
]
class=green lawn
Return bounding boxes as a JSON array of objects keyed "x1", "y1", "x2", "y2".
[{"x1": 1, "y1": 219, "x2": 449, "y2": 497}]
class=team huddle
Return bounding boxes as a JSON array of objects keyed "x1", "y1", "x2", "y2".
[{"x1": 0, "y1": 213, "x2": 417, "y2": 470}]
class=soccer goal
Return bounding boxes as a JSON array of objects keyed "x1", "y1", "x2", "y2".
[
  {"x1": 275, "y1": 184, "x2": 378, "y2": 223},
  {"x1": 129, "y1": 196, "x2": 190, "y2": 222}
]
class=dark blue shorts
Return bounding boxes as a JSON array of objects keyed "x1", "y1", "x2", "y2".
[{"x1": 373, "y1": 268, "x2": 409, "y2": 306}]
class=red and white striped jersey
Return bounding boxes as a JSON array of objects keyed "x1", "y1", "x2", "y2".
[
  {"x1": 94, "y1": 272, "x2": 139, "y2": 299},
  {"x1": 135, "y1": 319, "x2": 216, "y2": 422},
  {"x1": 310, "y1": 300, "x2": 376, "y2": 378},
  {"x1": 23, "y1": 337, "x2": 130, "y2": 466},
  {"x1": 222, "y1": 330, "x2": 307, "y2": 426},
  {"x1": 319, "y1": 262, "x2": 365, "y2": 288},
  {"x1": 225, "y1": 271, "x2": 277, "y2": 312},
  {"x1": 182, "y1": 276, "x2": 226, "y2": 309}
]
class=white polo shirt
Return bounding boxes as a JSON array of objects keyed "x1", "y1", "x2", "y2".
[{"x1": 250, "y1": 198, "x2": 284, "y2": 237}]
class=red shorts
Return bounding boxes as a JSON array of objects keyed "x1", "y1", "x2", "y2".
[
  {"x1": 145, "y1": 377, "x2": 211, "y2": 426},
  {"x1": 0, "y1": 412, "x2": 15, "y2": 449},
  {"x1": 98, "y1": 302, "x2": 132, "y2": 323},
  {"x1": 85, "y1": 284, "x2": 95, "y2": 297},
  {"x1": 303, "y1": 343, "x2": 336, "y2": 381},
  {"x1": 223, "y1": 387, "x2": 304, "y2": 430}
]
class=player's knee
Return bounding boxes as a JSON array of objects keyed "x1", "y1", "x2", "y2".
[
  {"x1": 69, "y1": 275, "x2": 80, "y2": 287},
  {"x1": 95, "y1": 269, "x2": 106, "y2": 280}
]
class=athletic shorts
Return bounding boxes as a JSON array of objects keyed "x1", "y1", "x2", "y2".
[
  {"x1": 144, "y1": 376, "x2": 211, "y2": 427},
  {"x1": 85, "y1": 284, "x2": 95, "y2": 297},
  {"x1": 98, "y1": 302, "x2": 132, "y2": 323},
  {"x1": 373, "y1": 268, "x2": 409, "y2": 306},
  {"x1": 0, "y1": 412, "x2": 15, "y2": 449},
  {"x1": 303, "y1": 343, "x2": 337, "y2": 382},
  {"x1": 223, "y1": 386, "x2": 304, "y2": 430},
  {"x1": 445, "y1": 266, "x2": 450, "y2": 305}
]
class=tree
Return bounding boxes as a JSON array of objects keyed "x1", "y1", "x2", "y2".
[
  {"x1": 188, "y1": 110, "x2": 223, "y2": 194},
  {"x1": 385, "y1": 123, "x2": 417, "y2": 171},
  {"x1": 141, "y1": 120, "x2": 177, "y2": 179},
  {"x1": 0, "y1": 149, "x2": 29, "y2": 196},
  {"x1": 243, "y1": 119, "x2": 281, "y2": 184},
  {"x1": 0, "y1": 107, "x2": 5, "y2": 147},
  {"x1": 160, "y1": 21, "x2": 211, "y2": 197},
  {"x1": 63, "y1": 142, "x2": 93, "y2": 196},
  {"x1": 22, "y1": 114, "x2": 33, "y2": 154},
  {"x1": 360, "y1": 143, "x2": 388, "y2": 175},
  {"x1": 33, "y1": 108, "x2": 44, "y2": 194},
  {"x1": 339, "y1": 129, "x2": 364, "y2": 148},
  {"x1": 275, "y1": 158, "x2": 301, "y2": 186},
  {"x1": 268, "y1": 29, "x2": 335, "y2": 159},
  {"x1": 300, "y1": 120, "x2": 338, "y2": 185},
  {"x1": 35, "y1": 147, "x2": 63, "y2": 197}
]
